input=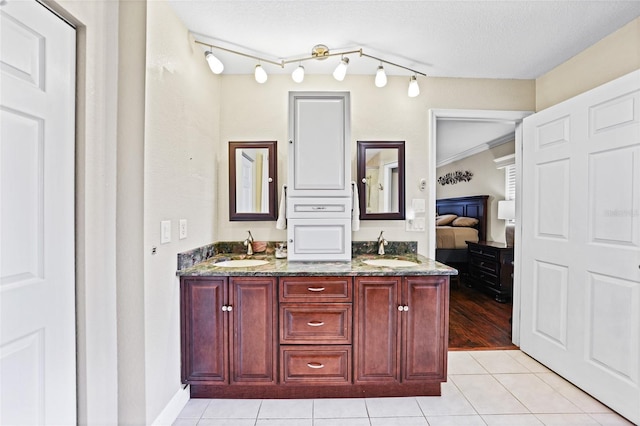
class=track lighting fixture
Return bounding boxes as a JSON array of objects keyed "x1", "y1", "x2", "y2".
[
  {"x1": 254, "y1": 64, "x2": 268, "y2": 83},
  {"x1": 204, "y1": 50, "x2": 224, "y2": 74},
  {"x1": 195, "y1": 40, "x2": 426, "y2": 97},
  {"x1": 375, "y1": 64, "x2": 387, "y2": 88},
  {"x1": 333, "y1": 56, "x2": 349, "y2": 81},
  {"x1": 408, "y1": 75, "x2": 420, "y2": 97},
  {"x1": 292, "y1": 64, "x2": 305, "y2": 83}
]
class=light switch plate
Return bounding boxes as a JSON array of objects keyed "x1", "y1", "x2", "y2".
[
  {"x1": 161, "y1": 220, "x2": 171, "y2": 244},
  {"x1": 179, "y1": 219, "x2": 187, "y2": 239}
]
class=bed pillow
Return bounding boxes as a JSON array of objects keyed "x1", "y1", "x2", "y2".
[
  {"x1": 452, "y1": 216, "x2": 479, "y2": 227},
  {"x1": 435, "y1": 214, "x2": 457, "y2": 226}
]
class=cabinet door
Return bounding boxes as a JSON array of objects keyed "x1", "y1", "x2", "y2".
[
  {"x1": 288, "y1": 92, "x2": 351, "y2": 197},
  {"x1": 402, "y1": 276, "x2": 449, "y2": 382},
  {"x1": 229, "y1": 277, "x2": 277, "y2": 384},
  {"x1": 287, "y1": 218, "x2": 351, "y2": 261},
  {"x1": 181, "y1": 277, "x2": 228, "y2": 384},
  {"x1": 354, "y1": 276, "x2": 401, "y2": 383}
]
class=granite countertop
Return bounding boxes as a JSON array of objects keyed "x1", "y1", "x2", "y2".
[{"x1": 177, "y1": 252, "x2": 458, "y2": 277}]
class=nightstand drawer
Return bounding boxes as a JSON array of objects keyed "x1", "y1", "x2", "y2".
[
  {"x1": 469, "y1": 257, "x2": 499, "y2": 275},
  {"x1": 280, "y1": 303, "x2": 352, "y2": 344},
  {"x1": 468, "y1": 245, "x2": 499, "y2": 261},
  {"x1": 469, "y1": 267, "x2": 500, "y2": 288},
  {"x1": 280, "y1": 346, "x2": 351, "y2": 384}
]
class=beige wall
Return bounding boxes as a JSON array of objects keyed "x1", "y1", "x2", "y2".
[
  {"x1": 536, "y1": 17, "x2": 640, "y2": 110},
  {"x1": 144, "y1": 0, "x2": 220, "y2": 422},
  {"x1": 217, "y1": 76, "x2": 535, "y2": 254},
  {"x1": 436, "y1": 142, "x2": 515, "y2": 243}
]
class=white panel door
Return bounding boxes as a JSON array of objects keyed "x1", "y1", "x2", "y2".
[
  {"x1": 521, "y1": 70, "x2": 640, "y2": 424},
  {"x1": 0, "y1": 1, "x2": 76, "y2": 424}
]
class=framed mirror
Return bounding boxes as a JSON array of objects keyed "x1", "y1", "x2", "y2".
[
  {"x1": 357, "y1": 141, "x2": 405, "y2": 220},
  {"x1": 229, "y1": 141, "x2": 277, "y2": 221}
]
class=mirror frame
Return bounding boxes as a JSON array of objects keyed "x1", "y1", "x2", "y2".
[
  {"x1": 357, "y1": 141, "x2": 406, "y2": 220},
  {"x1": 228, "y1": 141, "x2": 278, "y2": 221}
]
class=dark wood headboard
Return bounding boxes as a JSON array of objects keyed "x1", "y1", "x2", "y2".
[{"x1": 436, "y1": 195, "x2": 489, "y2": 242}]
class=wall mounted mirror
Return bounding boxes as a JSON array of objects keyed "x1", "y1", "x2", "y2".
[
  {"x1": 229, "y1": 141, "x2": 277, "y2": 221},
  {"x1": 357, "y1": 141, "x2": 405, "y2": 220}
]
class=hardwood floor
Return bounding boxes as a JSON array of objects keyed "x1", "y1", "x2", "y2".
[{"x1": 448, "y1": 279, "x2": 517, "y2": 350}]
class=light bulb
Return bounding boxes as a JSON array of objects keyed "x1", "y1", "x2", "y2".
[
  {"x1": 408, "y1": 75, "x2": 420, "y2": 97},
  {"x1": 375, "y1": 65, "x2": 387, "y2": 88},
  {"x1": 333, "y1": 57, "x2": 349, "y2": 81},
  {"x1": 205, "y1": 51, "x2": 224, "y2": 74},
  {"x1": 292, "y1": 65, "x2": 305, "y2": 83},
  {"x1": 254, "y1": 64, "x2": 268, "y2": 84}
]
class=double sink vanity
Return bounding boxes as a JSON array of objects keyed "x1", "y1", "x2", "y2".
[
  {"x1": 177, "y1": 241, "x2": 456, "y2": 399},
  {"x1": 178, "y1": 91, "x2": 455, "y2": 399}
]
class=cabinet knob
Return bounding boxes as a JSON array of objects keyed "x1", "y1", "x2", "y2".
[
  {"x1": 227, "y1": 305, "x2": 233, "y2": 312},
  {"x1": 221, "y1": 305, "x2": 228, "y2": 312},
  {"x1": 289, "y1": 239, "x2": 293, "y2": 243},
  {"x1": 289, "y1": 140, "x2": 293, "y2": 144},
  {"x1": 361, "y1": 178, "x2": 367, "y2": 184},
  {"x1": 398, "y1": 306, "x2": 403, "y2": 311},
  {"x1": 268, "y1": 177, "x2": 273, "y2": 183},
  {"x1": 403, "y1": 305, "x2": 409, "y2": 312}
]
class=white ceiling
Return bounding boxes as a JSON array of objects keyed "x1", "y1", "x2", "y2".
[{"x1": 167, "y1": 0, "x2": 640, "y2": 160}]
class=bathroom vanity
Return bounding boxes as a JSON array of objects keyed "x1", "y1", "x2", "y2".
[{"x1": 178, "y1": 250, "x2": 455, "y2": 399}]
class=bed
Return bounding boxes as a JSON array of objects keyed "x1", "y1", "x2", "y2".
[{"x1": 435, "y1": 195, "x2": 489, "y2": 271}]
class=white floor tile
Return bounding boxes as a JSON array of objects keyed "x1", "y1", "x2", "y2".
[
  {"x1": 535, "y1": 372, "x2": 613, "y2": 414},
  {"x1": 505, "y1": 351, "x2": 551, "y2": 373},
  {"x1": 416, "y1": 381, "x2": 477, "y2": 416},
  {"x1": 258, "y1": 399, "x2": 313, "y2": 419},
  {"x1": 202, "y1": 399, "x2": 261, "y2": 419},
  {"x1": 177, "y1": 399, "x2": 211, "y2": 419},
  {"x1": 314, "y1": 418, "x2": 371, "y2": 426},
  {"x1": 369, "y1": 417, "x2": 428, "y2": 425},
  {"x1": 469, "y1": 350, "x2": 532, "y2": 374},
  {"x1": 313, "y1": 398, "x2": 368, "y2": 419},
  {"x1": 424, "y1": 414, "x2": 486, "y2": 425},
  {"x1": 256, "y1": 419, "x2": 313, "y2": 426},
  {"x1": 447, "y1": 351, "x2": 489, "y2": 375},
  {"x1": 449, "y1": 374, "x2": 529, "y2": 414},
  {"x1": 533, "y1": 413, "x2": 600, "y2": 425},
  {"x1": 364, "y1": 397, "x2": 423, "y2": 418},
  {"x1": 588, "y1": 413, "x2": 637, "y2": 425},
  {"x1": 481, "y1": 413, "x2": 544, "y2": 425},
  {"x1": 198, "y1": 419, "x2": 256, "y2": 426},
  {"x1": 494, "y1": 374, "x2": 581, "y2": 414}
]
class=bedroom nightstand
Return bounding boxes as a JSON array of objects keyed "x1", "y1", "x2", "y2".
[{"x1": 466, "y1": 241, "x2": 514, "y2": 303}]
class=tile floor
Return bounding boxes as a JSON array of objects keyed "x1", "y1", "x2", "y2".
[{"x1": 173, "y1": 350, "x2": 634, "y2": 426}]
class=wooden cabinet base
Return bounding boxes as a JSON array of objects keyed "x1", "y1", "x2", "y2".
[{"x1": 189, "y1": 382, "x2": 442, "y2": 399}]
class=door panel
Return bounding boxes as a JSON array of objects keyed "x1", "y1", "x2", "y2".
[
  {"x1": 521, "y1": 70, "x2": 640, "y2": 424},
  {"x1": 0, "y1": 1, "x2": 76, "y2": 424}
]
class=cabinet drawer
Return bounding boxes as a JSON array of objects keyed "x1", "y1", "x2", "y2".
[
  {"x1": 468, "y1": 245, "x2": 499, "y2": 261},
  {"x1": 280, "y1": 276, "x2": 352, "y2": 302},
  {"x1": 469, "y1": 267, "x2": 500, "y2": 288},
  {"x1": 469, "y1": 257, "x2": 499, "y2": 275},
  {"x1": 287, "y1": 197, "x2": 351, "y2": 218},
  {"x1": 280, "y1": 303, "x2": 352, "y2": 344},
  {"x1": 280, "y1": 346, "x2": 351, "y2": 384}
]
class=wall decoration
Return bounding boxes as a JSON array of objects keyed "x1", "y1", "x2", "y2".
[{"x1": 438, "y1": 170, "x2": 473, "y2": 186}]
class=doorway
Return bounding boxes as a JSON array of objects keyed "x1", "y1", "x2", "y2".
[{"x1": 428, "y1": 109, "x2": 532, "y2": 350}]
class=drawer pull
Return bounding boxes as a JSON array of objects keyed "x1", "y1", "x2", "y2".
[
  {"x1": 312, "y1": 206, "x2": 327, "y2": 210},
  {"x1": 307, "y1": 287, "x2": 325, "y2": 292},
  {"x1": 307, "y1": 321, "x2": 325, "y2": 327},
  {"x1": 307, "y1": 362, "x2": 324, "y2": 369}
]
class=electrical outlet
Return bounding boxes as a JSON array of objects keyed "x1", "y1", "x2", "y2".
[
  {"x1": 179, "y1": 219, "x2": 188, "y2": 239},
  {"x1": 412, "y1": 198, "x2": 426, "y2": 213},
  {"x1": 161, "y1": 220, "x2": 171, "y2": 244}
]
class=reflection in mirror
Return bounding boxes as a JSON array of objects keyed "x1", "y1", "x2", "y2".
[
  {"x1": 357, "y1": 141, "x2": 405, "y2": 220},
  {"x1": 229, "y1": 141, "x2": 277, "y2": 221}
]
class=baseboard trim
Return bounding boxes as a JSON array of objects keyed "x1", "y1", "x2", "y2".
[{"x1": 151, "y1": 385, "x2": 190, "y2": 425}]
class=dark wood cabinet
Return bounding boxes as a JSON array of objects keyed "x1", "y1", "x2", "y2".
[
  {"x1": 180, "y1": 276, "x2": 277, "y2": 386},
  {"x1": 467, "y1": 241, "x2": 514, "y2": 303},
  {"x1": 354, "y1": 276, "x2": 448, "y2": 385},
  {"x1": 181, "y1": 273, "x2": 448, "y2": 398}
]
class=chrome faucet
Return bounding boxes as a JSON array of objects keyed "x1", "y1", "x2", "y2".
[
  {"x1": 377, "y1": 231, "x2": 388, "y2": 255},
  {"x1": 244, "y1": 230, "x2": 254, "y2": 255}
]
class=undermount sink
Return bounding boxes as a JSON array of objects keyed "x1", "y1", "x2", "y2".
[
  {"x1": 363, "y1": 259, "x2": 418, "y2": 268},
  {"x1": 215, "y1": 259, "x2": 269, "y2": 268}
]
